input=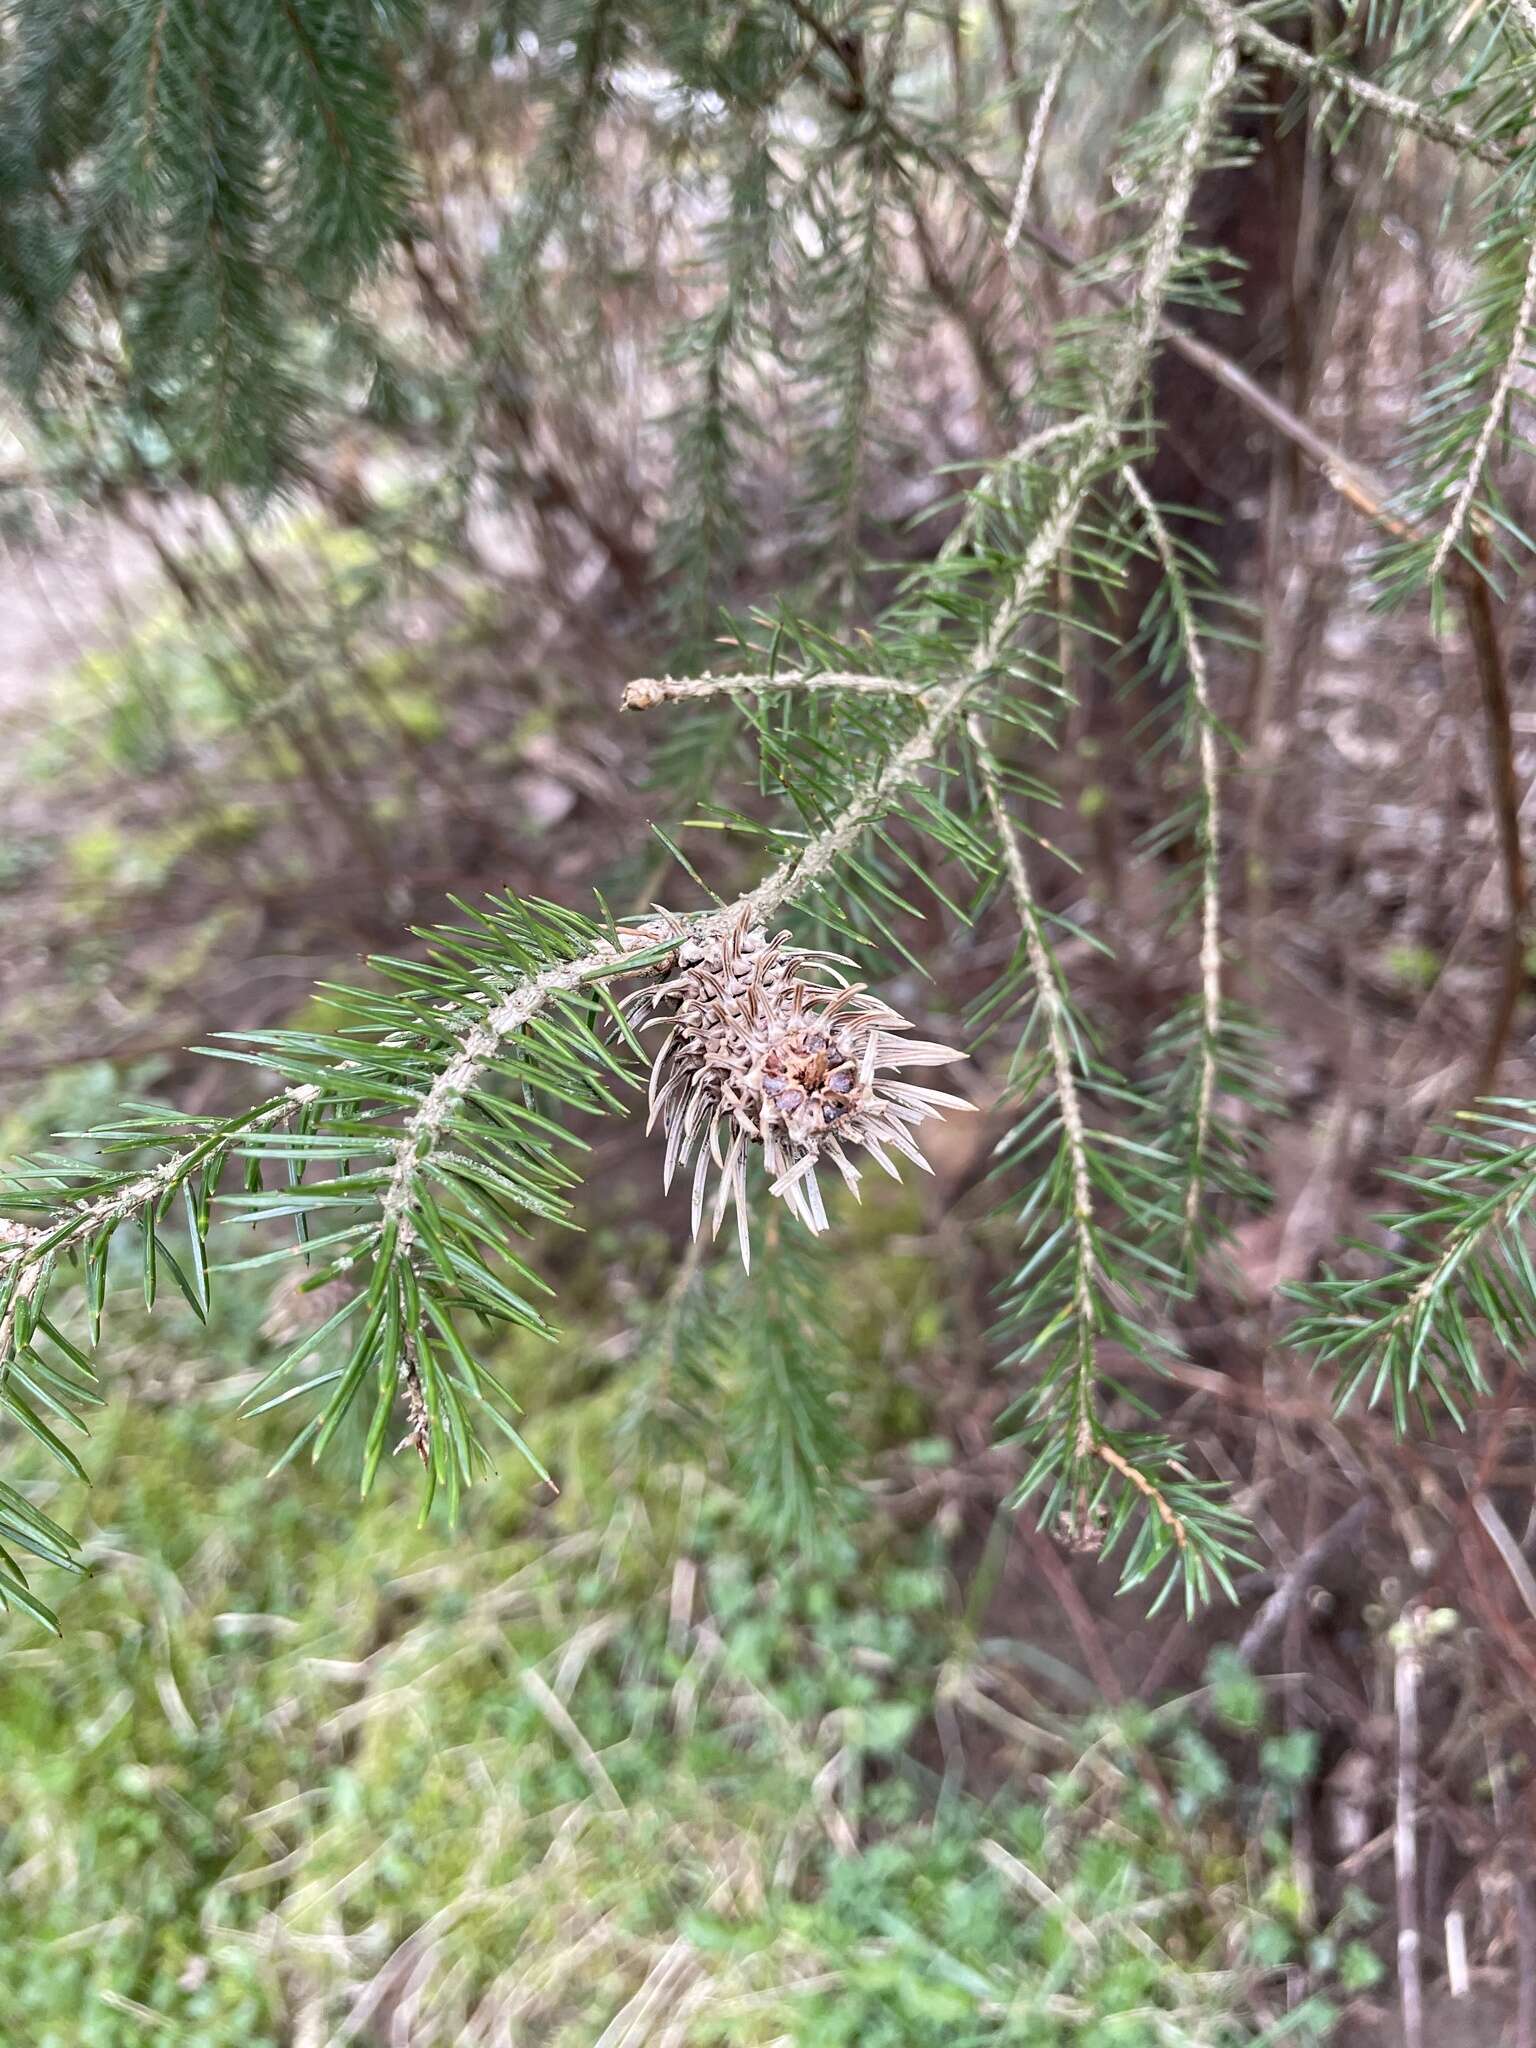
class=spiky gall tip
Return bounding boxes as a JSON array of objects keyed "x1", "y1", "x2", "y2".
[{"x1": 622, "y1": 912, "x2": 970, "y2": 1269}]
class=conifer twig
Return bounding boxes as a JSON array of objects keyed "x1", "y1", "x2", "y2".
[
  {"x1": 1, "y1": 1091, "x2": 311, "y2": 1276},
  {"x1": 1093, "y1": 1428, "x2": 1187, "y2": 1550},
  {"x1": 932, "y1": 152, "x2": 1422, "y2": 545},
  {"x1": 1186, "y1": 0, "x2": 1511, "y2": 168},
  {"x1": 969, "y1": 719, "x2": 1100, "y2": 1461},
  {"x1": 969, "y1": 718, "x2": 1189, "y2": 1553},
  {"x1": 370, "y1": 19, "x2": 1238, "y2": 1360},
  {"x1": 1002, "y1": 5, "x2": 1087, "y2": 252},
  {"x1": 1429, "y1": 231, "x2": 1536, "y2": 583},
  {"x1": 963, "y1": 158, "x2": 1529, "y2": 1103},
  {"x1": 0, "y1": 13, "x2": 1239, "y2": 1619},
  {"x1": 118, "y1": 7, "x2": 1238, "y2": 1291},
  {"x1": 622, "y1": 671, "x2": 935, "y2": 710},
  {"x1": 1121, "y1": 468, "x2": 1223, "y2": 1243}
]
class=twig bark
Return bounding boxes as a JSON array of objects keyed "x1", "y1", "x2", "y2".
[
  {"x1": 1461, "y1": 546, "x2": 1528, "y2": 1096},
  {"x1": 623, "y1": 670, "x2": 935, "y2": 709}
]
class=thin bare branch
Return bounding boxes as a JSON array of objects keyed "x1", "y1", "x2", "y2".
[
  {"x1": 1236, "y1": 1498, "x2": 1372, "y2": 1663},
  {"x1": 1462, "y1": 548, "x2": 1529, "y2": 1096},
  {"x1": 1472, "y1": 1490, "x2": 1536, "y2": 1624}
]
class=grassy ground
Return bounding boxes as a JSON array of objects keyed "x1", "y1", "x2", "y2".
[
  {"x1": 0, "y1": 496, "x2": 1380, "y2": 2046},
  {"x1": 0, "y1": 1201, "x2": 1371, "y2": 2046}
]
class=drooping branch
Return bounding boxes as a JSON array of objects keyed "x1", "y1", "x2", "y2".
[
  {"x1": 1121, "y1": 467, "x2": 1223, "y2": 1244},
  {"x1": 969, "y1": 716, "x2": 1195, "y2": 1560},
  {"x1": 0, "y1": 12, "x2": 1241, "y2": 1628},
  {"x1": 1462, "y1": 552, "x2": 1529, "y2": 1097},
  {"x1": 957, "y1": 145, "x2": 1528, "y2": 1101},
  {"x1": 969, "y1": 718, "x2": 1102, "y2": 1463}
]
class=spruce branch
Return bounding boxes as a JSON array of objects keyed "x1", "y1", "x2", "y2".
[
  {"x1": 377, "y1": 949, "x2": 638, "y2": 1261},
  {"x1": 1290, "y1": 1112, "x2": 1536, "y2": 1429},
  {"x1": 964, "y1": 130, "x2": 1530, "y2": 1109},
  {"x1": 623, "y1": 672, "x2": 938, "y2": 710},
  {"x1": 0, "y1": 1086, "x2": 317, "y2": 1628},
  {"x1": 925, "y1": 419, "x2": 1101, "y2": 593},
  {"x1": 969, "y1": 718, "x2": 1103, "y2": 1467},
  {"x1": 1120, "y1": 468, "x2": 1224, "y2": 1248},
  {"x1": 335, "y1": 4, "x2": 1239, "y2": 1523},
  {"x1": 0, "y1": 0, "x2": 1254, "y2": 1630},
  {"x1": 1, "y1": 1089, "x2": 311, "y2": 1276},
  {"x1": 968, "y1": 719, "x2": 1245, "y2": 1609},
  {"x1": 1186, "y1": 0, "x2": 1512, "y2": 168},
  {"x1": 1429, "y1": 229, "x2": 1536, "y2": 583},
  {"x1": 628, "y1": 11, "x2": 1236, "y2": 952},
  {"x1": 935, "y1": 144, "x2": 1468, "y2": 564}
]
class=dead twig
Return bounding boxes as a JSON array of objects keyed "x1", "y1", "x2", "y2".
[
  {"x1": 1393, "y1": 1606, "x2": 1429, "y2": 2048},
  {"x1": 1461, "y1": 541, "x2": 1528, "y2": 1096},
  {"x1": 1235, "y1": 1497, "x2": 1372, "y2": 1666}
]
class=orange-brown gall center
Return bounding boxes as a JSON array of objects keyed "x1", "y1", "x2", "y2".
[{"x1": 756, "y1": 1028, "x2": 863, "y2": 1134}]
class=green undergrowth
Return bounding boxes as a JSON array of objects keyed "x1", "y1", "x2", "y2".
[
  {"x1": 20, "y1": 498, "x2": 476, "y2": 804},
  {"x1": 0, "y1": 1218, "x2": 1361, "y2": 2046}
]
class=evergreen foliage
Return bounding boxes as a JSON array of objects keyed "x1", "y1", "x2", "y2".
[
  {"x1": 0, "y1": 0, "x2": 417, "y2": 484},
  {"x1": 7, "y1": 0, "x2": 1536, "y2": 1634}
]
